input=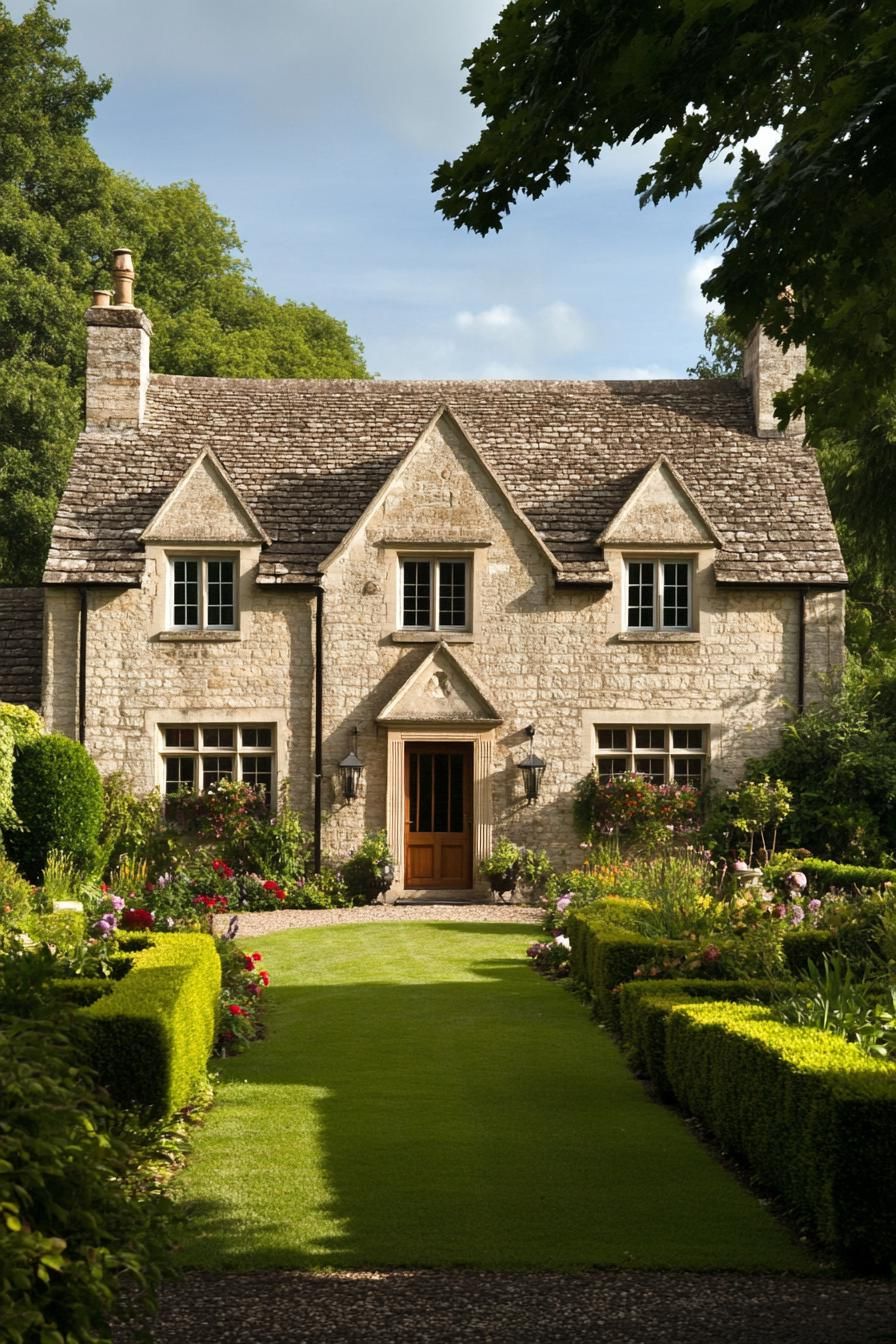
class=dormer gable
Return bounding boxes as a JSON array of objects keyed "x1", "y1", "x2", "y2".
[
  {"x1": 597, "y1": 455, "x2": 721, "y2": 548},
  {"x1": 377, "y1": 643, "x2": 502, "y2": 725},
  {"x1": 140, "y1": 449, "x2": 270, "y2": 546},
  {"x1": 320, "y1": 404, "x2": 560, "y2": 576}
]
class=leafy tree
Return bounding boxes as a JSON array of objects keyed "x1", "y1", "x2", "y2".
[
  {"x1": 433, "y1": 0, "x2": 896, "y2": 434},
  {"x1": 687, "y1": 313, "x2": 743, "y2": 380},
  {"x1": 0, "y1": 2, "x2": 367, "y2": 586}
]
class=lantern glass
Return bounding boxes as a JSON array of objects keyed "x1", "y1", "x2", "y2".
[
  {"x1": 338, "y1": 747, "x2": 363, "y2": 801},
  {"x1": 518, "y1": 750, "x2": 546, "y2": 804}
]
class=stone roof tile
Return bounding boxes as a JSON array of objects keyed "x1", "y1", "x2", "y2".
[
  {"x1": 0, "y1": 588, "x2": 44, "y2": 708},
  {"x1": 44, "y1": 376, "x2": 847, "y2": 588}
]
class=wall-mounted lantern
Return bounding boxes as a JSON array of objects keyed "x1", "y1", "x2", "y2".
[
  {"x1": 338, "y1": 727, "x2": 363, "y2": 802},
  {"x1": 518, "y1": 724, "x2": 546, "y2": 804}
]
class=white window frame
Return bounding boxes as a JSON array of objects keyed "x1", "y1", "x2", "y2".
[
  {"x1": 399, "y1": 556, "x2": 471, "y2": 632},
  {"x1": 167, "y1": 553, "x2": 238, "y2": 631},
  {"x1": 593, "y1": 723, "x2": 707, "y2": 786},
  {"x1": 625, "y1": 556, "x2": 693, "y2": 632},
  {"x1": 159, "y1": 722, "x2": 275, "y2": 798}
]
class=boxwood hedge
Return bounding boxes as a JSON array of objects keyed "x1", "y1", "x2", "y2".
[
  {"x1": 661, "y1": 1001, "x2": 896, "y2": 1267},
  {"x1": 81, "y1": 932, "x2": 220, "y2": 1118}
]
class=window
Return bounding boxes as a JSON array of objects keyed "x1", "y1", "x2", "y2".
[
  {"x1": 594, "y1": 724, "x2": 706, "y2": 786},
  {"x1": 626, "y1": 559, "x2": 692, "y2": 631},
  {"x1": 169, "y1": 556, "x2": 236, "y2": 630},
  {"x1": 400, "y1": 558, "x2": 469, "y2": 631},
  {"x1": 160, "y1": 723, "x2": 275, "y2": 797}
]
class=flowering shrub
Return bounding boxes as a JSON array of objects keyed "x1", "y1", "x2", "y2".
[
  {"x1": 215, "y1": 939, "x2": 271, "y2": 1054},
  {"x1": 573, "y1": 771, "x2": 700, "y2": 847},
  {"x1": 526, "y1": 934, "x2": 571, "y2": 977}
]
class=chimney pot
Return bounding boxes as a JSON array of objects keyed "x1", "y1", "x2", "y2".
[
  {"x1": 92, "y1": 290, "x2": 112, "y2": 308},
  {"x1": 111, "y1": 248, "x2": 135, "y2": 306}
]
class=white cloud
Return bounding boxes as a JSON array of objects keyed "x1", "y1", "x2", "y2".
[
  {"x1": 684, "y1": 257, "x2": 722, "y2": 319},
  {"x1": 455, "y1": 304, "x2": 524, "y2": 335},
  {"x1": 594, "y1": 364, "x2": 678, "y2": 380}
]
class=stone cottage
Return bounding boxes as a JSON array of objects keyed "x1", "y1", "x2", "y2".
[{"x1": 33, "y1": 251, "x2": 846, "y2": 894}]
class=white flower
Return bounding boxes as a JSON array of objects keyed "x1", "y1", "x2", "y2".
[{"x1": 554, "y1": 935, "x2": 571, "y2": 950}]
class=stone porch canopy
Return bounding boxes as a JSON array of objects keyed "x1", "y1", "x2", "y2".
[{"x1": 44, "y1": 305, "x2": 847, "y2": 590}]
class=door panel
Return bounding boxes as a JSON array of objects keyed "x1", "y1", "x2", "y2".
[{"x1": 405, "y1": 744, "x2": 473, "y2": 888}]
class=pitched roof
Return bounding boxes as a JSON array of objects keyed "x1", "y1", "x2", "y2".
[
  {"x1": 44, "y1": 375, "x2": 847, "y2": 587},
  {"x1": 0, "y1": 588, "x2": 44, "y2": 709}
]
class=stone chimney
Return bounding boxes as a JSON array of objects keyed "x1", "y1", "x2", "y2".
[
  {"x1": 85, "y1": 248, "x2": 153, "y2": 429},
  {"x1": 743, "y1": 323, "x2": 806, "y2": 437}
]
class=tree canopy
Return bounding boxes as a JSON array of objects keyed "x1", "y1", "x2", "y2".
[
  {"x1": 0, "y1": 1, "x2": 367, "y2": 585},
  {"x1": 433, "y1": 0, "x2": 896, "y2": 437}
]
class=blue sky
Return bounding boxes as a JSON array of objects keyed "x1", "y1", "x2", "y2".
[{"x1": 14, "y1": 0, "x2": 751, "y2": 379}]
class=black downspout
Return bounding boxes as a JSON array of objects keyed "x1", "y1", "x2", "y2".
[
  {"x1": 78, "y1": 587, "x2": 88, "y2": 744},
  {"x1": 797, "y1": 586, "x2": 807, "y2": 715},
  {"x1": 313, "y1": 584, "x2": 324, "y2": 873}
]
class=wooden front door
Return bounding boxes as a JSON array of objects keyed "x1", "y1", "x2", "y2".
[{"x1": 404, "y1": 744, "x2": 473, "y2": 889}]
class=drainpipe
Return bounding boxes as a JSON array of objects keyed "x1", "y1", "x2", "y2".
[
  {"x1": 797, "y1": 586, "x2": 808, "y2": 714},
  {"x1": 78, "y1": 587, "x2": 88, "y2": 744},
  {"x1": 313, "y1": 584, "x2": 324, "y2": 873}
]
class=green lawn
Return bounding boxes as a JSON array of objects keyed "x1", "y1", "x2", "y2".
[{"x1": 176, "y1": 922, "x2": 816, "y2": 1272}]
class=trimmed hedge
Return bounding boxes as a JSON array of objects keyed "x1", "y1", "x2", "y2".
[
  {"x1": 663, "y1": 1001, "x2": 896, "y2": 1267},
  {"x1": 8, "y1": 733, "x2": 104, "y2": 880},
  {"x1": 768, "y1": 855, "x2": 896, "y2": 892},
  {"x1": 81, "y1": 932, "x2": 220, "y2": 1118},
  {"x1": 568, "y1": 911, "x2": 732, "y2": 1031},
  {"x1": 618, "y1": 979, "x2": 792, "y2": 1097},
  {"x1": 46, "y1": 977, "x2": 115, "y2": 1008}
]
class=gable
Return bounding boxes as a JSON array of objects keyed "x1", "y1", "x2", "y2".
[
  {"x1": 598, "y1": 455, "x2": 721, "y2": 548},
  {"x1": 320, "y1": 405, "x2": 560, "y2": 575},
  {"x1": 377, "y1": 644, "x2": 502, "y2": 724},
  {"x1": 140, "y1": 449, "x2": 270, "y2": 546}
]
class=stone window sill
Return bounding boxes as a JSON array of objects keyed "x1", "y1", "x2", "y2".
[
  {"x1": 616, "y1": 631, "x2": 700, "y2": 643},
  {"x1": 157, "y1": 630, "x2": 242, "y2": 643},
  {"x1": 390, "y1": 630, "x2": 474, "y2": 644}
]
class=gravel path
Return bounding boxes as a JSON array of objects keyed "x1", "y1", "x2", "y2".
[
  {"x1": 120, "y1": 1268, "x2": 896, "y2": 1343},
  {"x1": 212, "y1": 902, "x2": 543, "y2": 936},
  {"x1": 158, "y1": 905, "x2": 894, "y2": 1344}
]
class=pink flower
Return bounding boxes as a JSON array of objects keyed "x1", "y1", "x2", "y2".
[{"x1": 556, "y1": 895, "x2": 572, "y2": 914}]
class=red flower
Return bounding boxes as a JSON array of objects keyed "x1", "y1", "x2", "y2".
[
  {"x1": 262, "y1": 880, "x2": 280, "y2": 891},
  {"x1": 227, "y1": 1003, "x2": 246, "y2": 1016},
  {"x1": 121, "y1": 907, "x2": 154, "y2": 930},
  {"x1": 252, "y1": 951, "x2": 262, "y2": 961},
  {"x1": 212, "y1": 859, "x2": 235, "y2": 879},
  {"x1": 243, "y1": 955, "x2": 256, "y2": 971},
  {"x1": 259, "y1": 970, "x2": 270, "y2": 986}
]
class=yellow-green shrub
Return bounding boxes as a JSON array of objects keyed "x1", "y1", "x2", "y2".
[{"x1": 82, "y1": 932, "x2": 220, "y2": 1118}]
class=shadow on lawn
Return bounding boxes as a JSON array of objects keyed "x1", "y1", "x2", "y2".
[{"x1": 181, "y1": 949, "x2": 814, "y2": 1274}]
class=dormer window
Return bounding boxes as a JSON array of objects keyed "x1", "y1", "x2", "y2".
[
  {"x1": 626, "y1": 559, "x2": 692, "y2": 631},
  {"x1": 170, "y1": 556, "x2": 236, "y2": 630},
  {"x1": 400, "y1": 558, "x2": 469, "y2": 631}
]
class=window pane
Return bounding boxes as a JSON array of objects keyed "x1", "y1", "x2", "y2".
[
  {"x1": 241, "y1": 727, "x2": 272, "y2": 748},
  {"x1": 202, "y1": 727, "x2": 234, "y2": 748},
  {"x1": 672, "y1": 728, "x2": 704, "y2": 751},
  {"x1": 241, "y1": 755, "x2": 273, "y2": 796},
  {"x1": 634, "y1": 756, "x2": 666, "y2": 784},
  {"x1": 449, "y1": 753, "x2": 464, "y2": 832},
  {"x1": 597, "y1": 757, "x2": 628, "y2": 782},
  {"x1": 662, "y1": 562, "x2": 690, "y2": 628},
  {"x1": 164, "y1": 726, "x2": 195, "y2": 748},
  {"x1": 627, "y1": 561, "x2": 655, "y2": 628},
  {"x1": 172, "y1": 559, "x2": 199, "y2": 627},
  {"x1": 432, "y1": 754, "x2": 450, "y2": 833},
  {"x1": 207, "y1": 559, "x2": 235, "y2": 627},
  {"x1": 673, "y1": 757, "x2": 703, "y2": 786},
  {"x1": 202, "y1": 756, "x2": 234, "y2": 789},
  {"x1": 437, "y1": 561, "x2": 467, "y2": 628},
  {"x1": 634, "y1": 727, "x2": 665, "y2": 751},
  {"x1": 402, "y1": 561, "x2": 431, "y2": 627},
  {"x1": 165, "y1": 756, "x2": 195, "y2": 794},
  {"x1": 597, "y1": 728, "x2": 627, "y2": 751}
]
